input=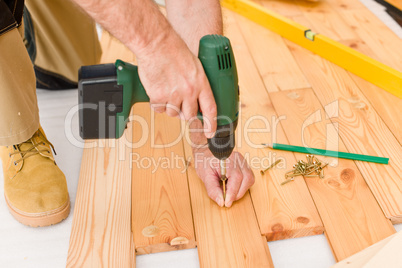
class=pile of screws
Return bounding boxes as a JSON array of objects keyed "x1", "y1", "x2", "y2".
[{"x1": 281, "y1": 155, "x2": 328, "y2": 185}]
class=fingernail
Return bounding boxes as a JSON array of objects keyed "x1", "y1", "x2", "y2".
[
  {"x1": 216, "y1": 196, "x2": 224, "y2": 207},
  {"x1": 225, "y1": 194, "x2": 233, "y2": 207}
]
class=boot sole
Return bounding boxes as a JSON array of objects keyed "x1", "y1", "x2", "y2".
[{"x1": 5, "y1": 196, "x2": 70, "y2": 227}]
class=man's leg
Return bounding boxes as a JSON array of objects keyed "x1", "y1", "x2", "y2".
[
  {"x1": 0, "y1": 2, "x2": 69, "y2": 227},
  {"x1": 24, "y1": 0, "x2": 102, "y2": 89}
]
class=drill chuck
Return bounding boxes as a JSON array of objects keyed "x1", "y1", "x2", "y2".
[{"x1": 207, "y1": 119, "x2": 238, "y2": 160}]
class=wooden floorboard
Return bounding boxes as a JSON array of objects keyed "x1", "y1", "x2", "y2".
[
  {"x1": 259, "y1": 0, "x2": 402, "y2": 145},
  {"x1": 269, "y1": 88, "x2": 396, "y2": 261},
  {"x1": 234, "y1": 13, "x2": 311, "y2": 92},
  {"x1": 364, "y1": 231, "x2": 402, "y2": 267},
  {"x1": 286, "y1": 40, "x2": 402, "y2": 223},
  {"x1": 67, "y1": 129, "x2": 133, "y2": 267},
  {"x1": 341, "y1": 9, "x2": 402, "y2": 72},
  {"x1": 224, "y1": 9, "x2": 324, "y2": 241},
  {"x1": 332, "y1": 233, "x2": 397, "y2": 268},
  {"x1": 294, "y1": 0, "x2": 359, "y2": 41},
  {"x1": 131, "y1": 104, "x2": 196, "y2": 254},
  {"x1": 183, "y1": 138, "x2": 274, "y2": 268}
]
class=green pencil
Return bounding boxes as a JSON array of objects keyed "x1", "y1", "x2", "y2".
[{"x1": 262, "y1": 143, "x2": 389, "y2": 164}]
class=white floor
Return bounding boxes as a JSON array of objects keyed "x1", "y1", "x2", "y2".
[{"x1": 0, "y1": 89, "x2": 400, "y2": 267}]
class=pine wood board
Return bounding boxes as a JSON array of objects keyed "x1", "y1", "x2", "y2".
[
  {"x1": 292, "y1": 0, "x2": 359, "y2": 41},
  {"x1": 131, "y1": 104, "x2": 196, "y2": 254},
  {"x1": 269, "y1": 88, "x2": 396, "y2": 261},
  {"x1": 364, "y1": 231, "x2": 402, "y2": 267},
  {"x1": 348, "y1": 73, "x2": 402, "y2": 145},
  {"x1": 257, "y1": 0, "x2": 402, "y2": 72},
  {"x1": 384, "y1": 0, "x2": 402, "y2": 11},
  {"x1": 67, "y1": 127, "x2": 134, "y2": 267},
  {"x1": 233, "y1": 13, "x2": 310, "y2": 92},
  {"x1": 257, "y1": 0, "x2": 303, "y2": 17},
  {"x1": 286, "y1": 39, "x2": 402, "y2": 224},
  {"x1": 332, "y1": 233, "x2": 397, "y2": 268},
  {"x1": 224, "y1": 9, "x2": 324, "y2": 241},
  {"x1": 302, "y1": 18, "x2": 402, "y2": 145},
  {"x1": 324, "y1": 0, "x2": 367, "y2": 11},
  {"x1": 340, "y1": 9, "x2": 402, "y2": 72},
  {"x1": 183, "y1": 138, "x2": 274, "y2": 268}
]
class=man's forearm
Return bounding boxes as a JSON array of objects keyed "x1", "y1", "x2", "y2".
[
  {"x1": 165, "y1": 0, "x2": 223, "y2": 149},
  {"x1": 72, "y1": 0, "x2": 180, "y2": 57},
  {"x1": 165, "y1": 0, "x2": 223, "y2": 54}
]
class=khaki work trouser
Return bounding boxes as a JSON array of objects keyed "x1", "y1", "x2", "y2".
[{"x1": 0, "y1": 0, "x2": 102, "y2": 146}]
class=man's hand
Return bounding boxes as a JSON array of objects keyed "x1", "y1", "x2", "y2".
[
  {"x1": 137, "y1": 36, "x2": 217, "y2": 138},
  {"x1": 193, "y1": 147, "x2": 255, "y2": 207},
  {"x1": 71, "y1": 0, "x2": 218, "y2": 138}
]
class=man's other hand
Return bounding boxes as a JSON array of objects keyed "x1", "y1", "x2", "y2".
[{"x1": 193, "y1": 148, "x2": 255, "y2": 207}]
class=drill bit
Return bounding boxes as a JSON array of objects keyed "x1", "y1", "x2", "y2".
[{"x1": 220, "y1": 159, "x2": 227, "y2": 201}]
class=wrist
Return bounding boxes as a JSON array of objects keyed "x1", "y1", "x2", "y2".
[{"x1": 133, "y1": 24, "x2": 185, "y2": 61}]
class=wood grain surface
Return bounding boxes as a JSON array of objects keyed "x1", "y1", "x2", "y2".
[
  {"x1": 332, "y1": 233, "x2": 397, "y2": 268},
  {"x1": 270, "y1": 88, "x2": 396, "y2": 261},
  {"x1": 233, "y1": 13, "x2": 310, "y2": 92},
  {"x1": 365, "y1": 231, "x2": 402, "y2": 267},
  {"x1": 224, "y1": 10, "x2": 323, "y2": 241},
  {"x1": 341, "y1": 9, "x2": 402, "y2": 72},
  {"x1": 67, "y1": 127, "x2": 134, "y2": 267},
  {"x1": 286, "y1": 40, "x2": 402, "y2": 224},
  {"x1": 131, "y1": 104, "x2": 196, "y2": 254},
  {"x1": 183, "y1": 138, "x2": 274, "y2": 268},
  {"x1": 293, "y1": 0, "x2": 358, "y2": 41}
]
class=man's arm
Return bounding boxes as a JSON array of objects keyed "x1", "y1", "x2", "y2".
[
  {"x1": 165, "y1": 0, "x2": 222, "y2": 147},
  {"x1": 72, "y1": 0, "x2": 217, "y2": 138},
  {"x1": 165, "y1": 0, "x2": 255, "y2": 207},
  {"x1": 165, "y1": 0, "x2": 223, "y2": 54}
]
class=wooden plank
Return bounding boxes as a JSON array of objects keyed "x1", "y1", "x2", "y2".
[
  {"x1": 183, "y1": 138, "x2": 274, "y2": 268},
  {"x1": 131, "y1": 104, "x2": 196, "y2": 254},
  {"x1": 348, "y1": 73, "x2": 402, "y2": 144},
  {"x1": 324, "y1": 0, "x2": 367, "y2": 11},
  {"x1": 257, "y1": 0, "x2": 303, "y2": 17},
  {"x1": 307, "y1": 22, "x2": 402, "y2": 145},
  {"x1": 365, "y1": 231, "x2": 402, "y2": 267},
  {"x1": 131, "y1": 233, "x2": 136, "y2": 267},
  {"x1": 341, "y1": 9, "x2": 402, "y2": 72},
  {"x1": 234, "y1": 13, "x2": 311, "y2": 92},
  {"x1": 286, "y1": 39, "x2": 402, "y2": 223},
  {"x1": 332, "y1": 233, "x2": 397, "y2": 268},
  {"x1": 293, "y1": 0, "x2": 358, "y2": 41},
  {"x1": 269, "y1": 88, "x2": 396, "y2": 261},
  {"x1": 384, "y1": 0, "x2": 402, "y2": 11},
  {"x1": 224, "y1": 9, "x2": 323, "y2": 240},
  {"x1": 222, "y1": 0, "x2": 402, "y2": 99},
  {"x1": 67, "y1": 126, "x2": 133, "y2": 267}
]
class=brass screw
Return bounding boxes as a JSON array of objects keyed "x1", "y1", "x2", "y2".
[
  {"x1": 281, "y1": 177, "x2": 295, "y2": 185},
  {"x1": 260, "y1": 159, "x2": 282, "y2": 175},
  {"x1": 281, "y1": 155, "x2": 329, "y2": 186}
]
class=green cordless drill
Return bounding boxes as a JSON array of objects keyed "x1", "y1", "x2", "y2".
[{"x1": 78, "y1": 35, "x2": 239, "y2": 196}]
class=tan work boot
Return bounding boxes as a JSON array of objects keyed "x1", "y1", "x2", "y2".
[{"x1": 0, "y1": 127, "x2": 70, "y2": 227}]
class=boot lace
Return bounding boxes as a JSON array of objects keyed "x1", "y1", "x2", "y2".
[{"x1": 9, "y1": 134, "x2": 56, "y2": 166}]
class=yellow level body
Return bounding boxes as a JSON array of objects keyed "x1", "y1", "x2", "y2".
[{"x1": 221, "y1": 0, "x2": 402, "y2": 99}]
